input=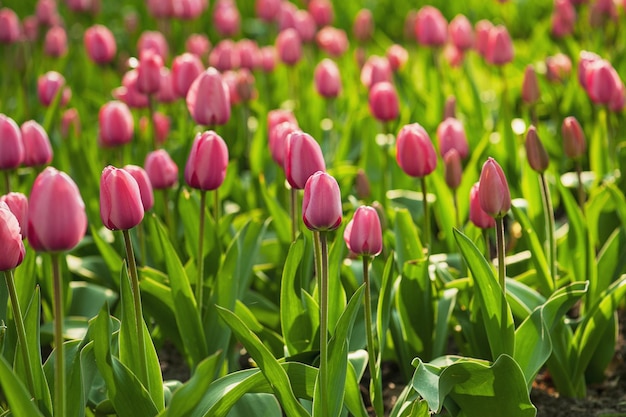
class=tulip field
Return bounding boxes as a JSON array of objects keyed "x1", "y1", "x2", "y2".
[{"x1": 2, "y1": 0, "x2": 626, "y2": 416}]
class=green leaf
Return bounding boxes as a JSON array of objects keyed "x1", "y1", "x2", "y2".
[
  {"x1": 226, "y1": 393, "x2": 281, "y2": 417},
  {"x1": 216, "y1": 306, "x2": 310, "y2": 417},
  {"x1": 411, "y1": 355, "x2": 536, "y2": 417},
  {"x1": 177, "y1": 190, "x2": 216, "y2": 259},
  {"x1": 454, "y1": 229, "x2": 515, "y2": 359},
  {"x1": 394, "y1": 208, "x2": 424, "y2": 271},
  {"x1": 376, "y1": 254, "x2": 397, "y2": 354},
  {"x1": 433, "y1": 288, "x2": 458, "y2": 358},
  {"x1": 0, "y1": 355, "x2": 44, "y2": 417},
  {"x1": 259, "y1": 175, "x2": 291, "y2": 244},
  {"x1": 90, "y1": 226, "x2": 123, "y2": 287},
  {"x1": 327, "y1": 226, "x2": 348, "y2": 336}
]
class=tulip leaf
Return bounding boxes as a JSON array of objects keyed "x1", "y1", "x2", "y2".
[
  {"x1": 376, "y1": 253, "x2": 397, "y2": 353},
  {"x1": 90, "y1": 226, "x2": 123, "y2": 287},
  {"x1": 327, "y1": 225, "x2": 348, "y2": 335},
  {"x1": 393, "y1": 208, "x2": 424, "y2": 271},
  {"x1": 0, "y1": 355, "x2": 45, "y2": 417},
  {"x1": 177, "y1": 190, "x2": 216, "y2": 260},
  {"x1": 259, "y1": 174, "x2": 292, "y2": 244}
]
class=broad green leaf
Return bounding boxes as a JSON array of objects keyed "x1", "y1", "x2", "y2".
[
  {"x1": 226, "y1": 393, "x2": 281, "y2": 417},
  {"x1": 454, "y1": 229, "x2": 515, "y2": 359},
  {"x1": 327, "y1": 226, "x2": 348, "y2": 336},
  {"x1": 429, "y1": 168, "x2": 457, "y2": 251},
  {"x1": 90, "y1": 226, "x2": 123, "y2": 286},
  {"x1": 0, "y1": 355, "x2": 45, "y2": 417},
  {"x1": 376, "y1": 254, "x2": 397, "y2": 354},
  {"x1": 433, "y1": 288, "x2": 458, "y2": 358},
  {"x1": 259, "y1": 175, "x2": 291, "y2": 244},
  {"x1": 394, "y1": 208, "x2": 424, "y2": 271},
  {"x1": 177, "y1": 189, "x2": 216, "y2": 259},
  {"x1": 216, "y1": 306, "x2": 310, "y2": 417},
  {"x1": 596, "y1": 228, "x2": 626, "y2": 300},
  {"x1": 505, "y1": 279, "x2": 544, "y2": 321}
]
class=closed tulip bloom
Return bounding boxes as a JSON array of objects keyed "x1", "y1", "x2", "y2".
[
  {"x1": 268, "y1": 109, "x2": 298, "y2": 134},
  {"x1": 444, "y1": 149, "x2": 462, "y2": 190},
  {"x1": 84, "y1": 24, "x2": 117, "y2": 64},
  {"x1": 525, "y1": 126, "x2": 549, "y2": 173},
  {"x1": 123, "y1": 165, "x2": 154, "y2": 211},
  {"x1": 28, "y1": 167, "x2": 87, "y2": 252},
  {"x1": 44, "y1": 26, "x2": 67, "y2": 57},
  {"x1": 276, "y1": 28, "x2": 302, "y2": 66},
  {"x1": 115, "y1": 70, "x2": 149, "y2": 109},
  {"x1": 209, "y1": 39, "x2": 240, "y2": 71},
  {"x1": 437, "y1": 117, "x2": 468, "y2": 159},
  {"x1": 146, "y1": 0, "x2": 173, "y2": 18},
  {"x1": 23, "y1": 16, "x2": 38, "y2": 43},
  {"x1": 302, "y1": 171, "x2": 342, "y2": 231},
  {"x1": 353, "y1": 9, "x2": 374, "y2": 43},
  {"x1": 449, "y1": 14, "x2": 474, "y2": 51},
  {"x1": 222, "y1": 71, "x2": 240, "y2": 105},
  {"x1": 98, "y1": 101, "x2": 134, "y2": 147},
  {"x1": 474, "y1": 19, "x2": 493, "y2": 58},
  {"x1": 0, "y1": 114, "x2": 24, "y2": 170},
  {"x1": 485, "y1": 25, "x2": 513, "y2": 66},
  {"x1": 478, "y1": 157, "x2": 511, "y2": 218},
  {"x1": 137, "y1": 49, "x2": 164, "y2": 95},
  {"x1": 235, "y1": 69, "x2": 256, "y2": 103},
  {"x1": 155, "y1": 67, "x2": 177, "y2": 103},
  {"x1": 584, "y1": 59, "x2": 621, "y2": 105},
  {"x1": 396, "y1": 123, "x2": 437, "y2": 178},
  {"x1": 0, "y1": 8, "x2": 21, "y2": 44},
  {"x1": 37, "y1": 71, "x2": 66, "y2": 107},
  {"x1": 186, "y1": 67, "x2": 231, "y2": 126},
  {"x1": 36, "y1": 0, "x2": 59, "y2": 26},
  {"x1": 415, "y1": 5, "x2": 447, "y2": 47},
  {"x1": 186, "y1": 34, "x2": 211, "y2": 60},
  {"x1": 0, "y1": 202, "x2": 25, "y2": 270},
  {"x1": 184, "y1": 131, "x2": 229, "y2": 191},
  {"x1": 546, "y1": 53, "x2": 572, "y2": 83},
  {"x1": 238, "y1": 39, "x2": 260, "y2": 70},
  {"x1": 469, "y1": 183, "x2": 495, "y2": 229},
  {"x1": 269, "y1": 122, "x2": 299, "y2": 167},
  {"x1": 316, "y1": 27, "x2": 349, "y2": 57},
  {"x1": 386, "y1": 44, "x2": 409, "y2": 72},
  {"x1": 171, "y1": 0, "x2": 206, "y2": 20},
  {"x1": 260, "y1": 46, "x2": 277, "y2": 73},
  {"x1": 255, "y1": 0, "x2": 281, "y2": 22},
  {"x1": 100, "y1": 166, "x2": 144, "y2": 230},
  {"x1": 284, "y1": 131, "x2": 326, "y2": 189},
  {"x1": 0, "y1": 193, "x2": 28, "y2": 237},
  {"x1": 577, "y1": 50, "x2": 601, "y2": 89},
  {"x1": 21, "y1": 120, "x2": 53, "y2": 167},
  {"x1": 172, "y1": 53, "x2": 204, "y2": 99},
  {"x1": 145, "y1": 149, "x2": 178, "y2": 189},
  {"x1": 562, "y1": 116, "x2": 586, "y2": 159},
  {"x1": 137, "y1": 30, "x2": 169, "y2": 61},
  {"x1": 294, "y1": 10, "x2": 316, "y2": 43},
  {"x1": 551, "y1": 0, "x2": 576, "y2": 38},
  {"x1": 368, "y1": 81, "x2": 399, "y2": 122},
  {"x1": 60, "y1": 108, "x2": 80, "y2": 138},
  {"x1": 314, "y1": 59, "x2": 342, "y2": 98},
  {"x1": 213, "y1": 0, "x2": 240, "y2": 37},
  {"x1": 522, "y1": 65, "x2": 540, "y2": 105},
  {"x1": 277, "y1": 1, "x2": 297, "y2": 30},
  {"x1": 344, "y1": 206, "x2": 382, "y2": 256},
  {"x1": 360, "y1": 56, "x2": 392, "y2": 89},
  {"x1": 308, "y1": 0, "x2": 333, "y2": 26}
]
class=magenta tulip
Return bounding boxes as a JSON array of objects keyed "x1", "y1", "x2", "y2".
[
  {"x1": 0, "y1": 114, "x2": 24, "y2": 170},
  {"x1": 136, "y1": 49, "x2": 164, "y2": 95},
  {"x1": 386, "y1": 44, "x2": 409, "y2": 72},
  {"x1": 316, "y1": 27, "x2": 349, "y2": 57},
  {"x1": 444, "y1": 149, "x2": 462, "y2": 190},
  {"x1": 268, "y1": 109, "x2": 298, "y2": 134},
  {"x1": 145, "y1": 149, "x2": 179, "y2": 189},
  {"x1": 361, "y1": 56, "x2": 392, "y2": 89},
  {"x1": 44, "y1": 26, "x2": 67, "y2": 58},
  {"x1": 137, "y1": 30, "x2": 169, "y2": 61},
  {"x1": 436, "y1": 117, "x2": 468, "y2": 159},
  {"x1": 100, "y1": 166, "x2": 144, "y2": 230},
  {"x1": 84, "y1": 24, "x2": 117, "y2": 65},
  {"x1": 478, "y1": 157, "x2": 511, "y2": 218},
  {"x1": 276, "y1": 28, "x2": 302, "y2": 66},
  {"x1": 37, "y1": 71, "x2": 66, "y2": 107},
  {"x1": 314, "y1": 59, "x2": 342, "y2": 98},
  {"x1": 308, "y1": 0, "x2": 333, "y2": 26},
  {"x1": 172, "y1": 53, "x2": 204, "y2": 98},
  {"x1": 449, "y1": 14, "x2": 474, "y2": 51},
  {"x1": 522, "y1": 65, "x2": 540, "y2": 105},
  {"x1": 21, "y1": 120, "x2": 53, "y2": 167},
  {"x1": 98, "y1": 101, "x2": 134, "y2": 147},
  {"x1": 396, "y1": 123, "x2": 437, "y2": 178},
  {"x1": 184, "y1": 131, "x2": 229, "y2": 191},
  {"x1": 368, "y1": 81, "x2": 399, "y2": 122},
  {"x1": 353, "y1": 9, "x2": 374, "y2": 43},
  {"x1": 124, "y1": 165, "x2": 154, "y2": 211},
  {"x1": 469, "y1": 183, "x2": 495, "y2": 229},
  {"x1": 269, "y1": 122, "x2": 299, "y2": 167},
  {"x1": 485, "y1": 25, "x2": 513, "y2": 66},
  {"x1": 0, "y1": 202, "x2": 25, "y2": 270},
  {"x1": 525, "y1": 126, "x2": 549, "y2": 173},
  {"x1": 414, "y1": 5, "x2": 448, "y2": 47},
  {"x1": 344, "y1": 206, "x2": 382, "y2": 256},
  {"x1": 302, "y1": 171, "x2": 342, "y2": 231},
  {"x1": 561, "y1": 116, "x2": 586, "y2": 159},
  {"x1": 209, "y1": 39, "x2": 240, "y2": 71},
  {"x1": 0, "y1": 8, "x2": 21, "y2": 44},
  {"x1": 186, "y1": 67, "x2": 231, "y2": 126},
  {"x1": 0, "y1": 192, "x2": 28, "y2": 237},
  {"x1": 284, "y1": 131, "x2": 326, "y2": 189},
  {"x1": 186, "y1": 33, "x2": 211, "y2": 60}
]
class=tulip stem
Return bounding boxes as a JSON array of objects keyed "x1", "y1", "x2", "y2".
[
  {"x1": 363, "y1": 257, "x2": 383, "y2": 417},
  {"x1": 197, "y1": 190, "x2": 206, "y2": 317},
  {"x1": 540, "y1": 173, "x2": 557, "y2": 289},
  {"x1": 575, "y1": 161, "x2": 585, "y2": 211},
  {"x1": 482, "y1": 228, "x2": 491, "y2": 262},
  {"x1": 4, "y1": 270, "x2": 37, "y2": 402},
  {"x1": 122, "y1": 229, "x2": 149, "y2": 388},
  {"x1": 420, "y1": 176, "x2": 431, "y2": 251},
  {"x1": 162, "y1": 189, "x2": 174, "y2": 241},
  {"x1": 290, "y1": 188, "x2": 298, "y2": 242},
  {"x1": 3, "y1": 170, "x2": 10, "y2": 194},
  {"x1": 495, "y1": 217, "x2": 506, "y2": 291},
  {"x1": 453, "y1": 190, "x2": 460, "y2": 229},
  {"x1": 51, "y1": 253, "x2": 66, "y2": 417},
  {"x1": 317, "y1": 231, "x2": 329, "y2": 417}
]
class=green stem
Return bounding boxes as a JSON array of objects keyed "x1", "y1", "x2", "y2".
[
  {"x1": 4, "y1": 170, "x2": 11, "y2": 194},
  {"x1": 575, "y1": 161, "x2": 585, "y2": 211},
  {"x1": 4, "y1": 270, "x2": 37, "y2": 401},
  {"x1": 453, "y1": 189, "x2": 460, "y2": 229},
  {"x1": 363, "y1": 257, "x2": 383, "y2": 417},
  {"x1": 137, "y1": 222, "x2": 146, "y2": 266},
  {"x1": 420, "y1": 176, "x2": 431, "y2": 251},
  {"x1": 197, "y1": 191, "x2": 206, "y2": 317},
  {"x1": 122, "y1": 229, "x2": 149, "y2": 387},
  {"x1": 482, "y1": 228, "x2": 491, "y2": 262},
  {"x1": 162, "y1": 189, "x2": 174, "y2": 239},
  {"x1": 52, "y1": 253, "x2": 65, "y2": 417},
  {"x1": 148, "y1": 95, "x2": 157, "y2": 150},
  {"x1": 540, "y1": 173, "x2": 557, "y2": 290},
  {"x1": 317, "y1": 231, "x2": 329, "y2": 417},
  {"x1": 495, "y1": 217, "x2": 506, "y2": 291},
  {"x1": 290, "y1": 188, "x2": 298, "y2": 242}
]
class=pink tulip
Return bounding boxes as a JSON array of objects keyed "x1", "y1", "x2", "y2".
[
  {"x1": 153, "y1": 112, "x2": 171, "y2": 144},
  {"x1": 222, "y1": 71, "x2": 240, "y2": 105},
  {"x1": 22, "y1": 16, "x2": 38, "y2": 43},
  {"x1": 314, "y1": 59, "x2": 342, "y2": 98},
  {"x1": 284, "y1": 131, "x2": 326, "y2": 189},
  {"x1": 66, "y1": 0, "x2": 99, "y2": 13},
  {"x1": 268, "y1": 109, "x2": 298, "y2": 134},
  {"x1": 235, "y1": 69, "x2": 256, "y2": 103},
  {"x1": 84, "y1": 24, "x2": 117, "y2": 64},
  {"x1": 368, "y1": 81, "x2": 399, "y2": 122},
  {"x1": 415, "y1": 5, "x2": 448, "y2": 47},
  {"x1": 276, "y1": 28, "x2": 302, "y2": 66},
  {"x1": 255, "y1": 0, "x2": 281, "y2": 22},
  {"x1": 522, "y1": 65, "x2": 540, "y2": 105},
  {"x1": 360, "y1": 56, "x2": 392, "y2": 89},
  {"x1": 146, "y1": 0, "x2": 173, "y2": 18},
  {"x1": 449, "y1": 14, "x2": 474, "y2": 51},
  {"x1": 100, "y1": 166, "x2": 144, "y2": 230},
  {"x1": 444, "y1": 96, "x2": 456, "y2": 119},
  {"x1": 37, "y1": 71, "x2": 67, "y2": 107},
  {"x1": 396, "y1": 123, "x2": 437, "y2": 178},
  {"x1": 353, "y1": 9, "x2": 374, "y2": 43},
  {"x1": 98, "y1": 101, "x2": 134, "y2": 148},
  {"x1": 172, "y1": 53, "x2": 204, "y2": 99},
  {"x1": 474, "y1": 19, "x2": 493, "y2": 58},
  {"x1": 209, "y1": 39, "x2": 240, "y2": 71},
  {"x1": 35, "y1": 0, "x2": 59, "y2": 26},
  {"x1": 0, "y1": 8, "x2": 21, "y2": 44},
  {"x1": 186, "y1": 67, "x2": 231, "y2": 126},
  {"x1": 437, "y1": 117, "x2": 468, "y2": 159},
  {"x1": 478, "y1": 157, "x2": 511, "y2": 218},
  {"x1": 21, "y1": 120, "x2": 53, "y2": 167},
  {"x1": 308, "y1": 0, "x2": 334, "y2": 26},
  {"x1": 186, "y1": 34, "x2": 211, "y2": 60},
  {"x1": 60, "y1": 108, "x2": 81, "y2": 138},
  {"x1": 238, "y1": 39, "x2": 260, "y2": 70},
  {"x1": 316, "y1": 27, "x2": 349, "y2": 57},
  {"x1": 444, "y1": 149, "x2": 462, "y2": 190},
  {"x1": 585, "y1": 59, "x2": 622, "y2": 105},
  {"x1": 562, "y1": 116, "x2": 586, "y2": 159},
  {"x1": 259, "y1": 46, "x2": 277, "y2": 72},
  {"x1": 294, "y1": 10, "x2": 316, "y2": 43},
  {"x1": 485, "y1": 25, "x2": 513, "y2": 66},
  {"x1": 0, "y1": 202, "x2": 25, "y2": 270},
  {"x1": 551, "y1": 0, "x2": 576, "y2": 38},
  {"x1": 277, "y1": 1, "x2": 297, "y2": 30},
  {"x1": 0, "y1": 114, "x2": 24, "y2": 170},
  {"x1": 44, "y1": 25, "x2": 67, "y2": 57},
  {"x1": 28, "y1": 167, "x2": 87, "y2": 252},
  {"x1": 469, "y1": 183, "x2": 495, "y2": 229},
  {"x1": 184, "y1": 131, "x2": 229, "y2": 191},
  {"x1": 213, "y1": 0, "x2": 240, "y2": 37},
  {"x1": 171, "y1": 0, "x2": 206, "y2": 20},
  {"x1": 404, "y1": 10, "x2": 418, "y2": 41},
  {"x1": 114, "y1": 70, "x2": 149, "y2": 109},
  {"x1": 0, "y1": 193, "x2": 28, "y2": 237},
  {"x1": 589, "y1": 0, "x2": 617, "y2": 28},
  {"x1": 386, "y1": 44, "x2": 409, "y2": 72},
  {"x1": 123, "y1": 165, "x2": 154, "y2": 211},
  {"x1": 525, "y1": 126, "x2": 549, "y2": 173},
  {"x1": 145, "y1": 150, "x2": 178, "y2": 190},
  {"x1": 155, "y1": 67, "x2": 177, "y2": 103},
  {"x1": 545, "y1": 53, "x2": 572, "y2": 83},
  {"x1": 344, "y1": 206, "x2": 382, "y2": 256},
  {"x1": 137, "y1": 30, "x2": 169, "y2": 61},
  {"x1": 302, "y1": 171, "x2": 342, "y2": 231},
  {"x1": 137, "y1": 49, "x2": 164, "y2": 95},
  {"x1": 269, "y1": 122, "x2": 299, "y2": 167}
]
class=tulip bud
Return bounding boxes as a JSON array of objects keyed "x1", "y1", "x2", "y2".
[
  {"x1": 22, "y1": 16, "x2": 39, "y2": 43},
  {"x1": 355, "y1": 168, "x2": 371, "y2": 200},
  {"x1": 186, "y1": 67, "x2": 231, "y2": 126},
  {"x1": 469, "y1": 182, "x2": 495, "y2": 229},
  {"x1": 360, "y1": 56, "x2": 392, "y2": 89},
  {"x1": 123, "y1": 165, "x2": 154, "y2": 211},
  {"x1": 314, "y1": 59, "x2": 342, "y2": 99},
  {"x1": 294, "y1": 10, "x2": 316, "y2": 43},
  {"x1": 0, "y1": 8, "x2": 21, "y2": 44},
  {"x1": 561, "y1": 116, "x2": 586, "y2": 159},
  {"x1": 368, "y1": 81, "x2": 399, "y2": 122},
  {"x1": 21, "y1": 120, "x2": 53, "y2": 167},
  {"x1": 474, "y1": 19, "x2": 493, "y2": 58},
  {"x1": 316, "y1": 27, "x2": 349, "y2": 57},
  {"x1": 302, "y1": 171, "x2": 342, "y2": 231},
  {"x1": 209, "y1": 39, "x2": 240, "y2": 72},
  {"x1": 0, "y1": 202, "x2": 25, "y2": 270},
  {"x1": 525, "y1": 126, "x2": 549, "y2": 173},
  {"x1": 98, "y1": 101, "x2": 134, "y2": 147},
  {"x1": 578, "y1": 51, "x2": 601, "y2": 89},
  {"x1": 308, "y1": 0, "x2": 333, "y2": 26},
  {"x1": 414, "y1": 5, "x2": 448, "y2": 47},
  {"x1": 115, "y1": 70, "x2": 149, "y2": 109},
  {"x1": 213, "y1": 0, "x2": 240, "y2": 37},
  {"x1": 448, "y1": 14, "x2": 474, "y2": 51},
  {"x1": 444, "y1": 96, "x2": 456, "y2": 120},
  {"x1": 386, "y1": 44, "x2": 409, "y2": 72},
  {"x1": 184, "y1": 131, "x2": 229, "y2": 191},
  {"x1": 396, "y1": 123, "x2": 437, "y2": 177},
  {"x1": 268, "y1": 109, "x2": 298, "y2": 134},
  {"x1": 269, "y1": 122, "x2": 299, "y2": 167},
  {"x1": 436, "y1": 117, "x2": 468, "y2": 159},
  {"x1": 137, "y1": 30, "x2": 169, "y2": 61},
  {"x1": 0, "y1": 114, "x2": 24, "y2": 170},
  {"x1": 100, "y1": 166, "x2": 144, "y2": 230},
  {"x1": 37, "y1": 71, "x2": 66, "y2": 107},
  {"x1": 344, "y1": 205, "x2": 382, "y2": 256},
  {"x1": 485, "y1": 25, "x2": 513, "y2": 66},
  {"x1": 276, "y1": 28, "x2": 302, "y2": 66},
  {"x1": 171, "y1": 0, "x2": 206, "y2": 19},
  {"x1": 28, "y1": 167, "x2": 87, "y2": 252},
  {"x1": 235, "y1": 69, "x2": 256, "y2": 103},
  {"x1": 285, "y1": 131, "x2": 326, "y2": 189},
  {"x1": 186, "y1": 33, "x2": 211, "y2": 60},
  {"x1": 584, "y1": 59, "x2": 621, "y2": 105},
  {"x1": 172, "y1": 53, "x2": 204, "y2": 99},
  {"x1": 259, "y1": 46, "x2": 277, "y2": 73},
  {"x1": 551, "y1": 0, "x2": 576, "y2": 38},
  {"x1": 44, "y1": 26, "x2": 67, "y2": 58},
  {"x1": 36, "y1": 0, "x2": 59, "y2": 26},
  {"x1": 256, "y1": 0, "x2": 281, "y2": 22},
  {"x1": 238, "y1": 39, "x2": 260, "y2": 70},
  {"x1": 353, "y1": 9, "x2": 374, "y2": 44},
  {"x1": 0, "y1": 192, "x2": 28, "y2": 237},
  {"x1": 84, "y1": 24, "x2": 117, "y2": 65},
  {"x1": 145, "y1": 149, "x2": 179, "y2": 189},
  {"x1": 444, "y1": 149, "x2": 462, "y2": 190},
  {"x1": 136, "y1": 49, "x2": 164, "y2": 95},
  {"x1": 478, "y1": 157, "x2": 511, "y2": 218},
  {"x1": 522, "y1": 65, "x2": 540, "y2": 105},
  {"x1": 545, "y1": 53, "x2": 572, "y2": 83},
  {"x1": 155, "y1": 67, "x2": 177, "y2": 103}
]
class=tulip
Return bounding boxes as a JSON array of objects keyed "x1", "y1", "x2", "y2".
[
  {"x1": 589, "y1": 0, "x2": 617, "y2": 27},
  {"x1": 145, "y1": 149, "x2": 179, "y2": 189},
  {"x1": 0, "y1": 192, "x2": 28, "y2": 237},
  {"x1": 522, "y1": 65, "x2": 540, "y2": 105},
  {"x1": 449, "y1": 14, "x2": 474, "y2": 51},
  {"x1": 368, "y1": 81, "x2": 399, "y2": 123},
  {"x1": 396, "y1": 123, "x2": 437, "y2": 178},
  {"x1": 386, "y1": 44, "x2": 409, "y2": 72},
  {"x1": 485, "y1": 25, "x2": 513, "y2": 66},
  {"x1": 28, "y1": 167, "x2": 87, "y2": 252},
  {"x1": 584, "y1": 59, "x2": 622, "y2": 105},
  {"x1": 294, "y1": 10, "x2": 316, "y2": 43},
  {"x1": 414, "y1": 5, "x2": 447, "y2": 47},
  {"x1": 171, "y1": 53, "x2": 204, "y2": 98},
  {"x1": 578, "y1": 51, "x2": 601, "y2": 89},
  {"x1": 0, "y1": 8, "x2": 21, "y2": 44},
  {"x1": 545, "y1": 53, "x2": 572, "y2": 83},
  {"x1": 84, "y1": 24, "x2": 117, "y2": 65},
  {"x1": 44, "y1": 25, "x2": 67, "y2": 57},
  {"x1": 525, "y1": 126, "x2": 549, "y2": 173},
  {"x1": 37, "y1": 71, "x2": 66, "y2": 107},
  {"x1": 436, "y1": 118, "x2": 468, "y2": 159},
  {"x1": 561, "y1": 116, "x2": 586, "y2": 159},
  {"x1": 209, "y1": 39, "x2": 240, "y2": 71},
  {"x1": 184, "y1": 131, "x2": 229, "y2": 191},
  {"x1": 186, "y1": 33, "x2": 211, "y2": 60},
  {"x1": 478, "y1": 157, "x2": 510, "y2": 218},
  {"x1": 302, "y1": 171, "x2": 342, "y2": 231},
  {"x1": 0, "y1": 202, "x2": 25, "y2": 270},
  {"x1": 60, "y1": 108, "x2": 81, "y2": 138},
  {"x1": 100, "y1": 166, "x2": 144, "y2": 230},
  {"x1": 353, "y1": 9, "x2": 374, "y2": 44},
  {"x1": 136, "y1": 49, "x2": 164, "y2": 95},
  {"x1": 213, "y1": 0, "x2": 240, "y2": 37},
  {"x1": 474, "y1": 19, "x2": 493, "y2": 58},
  {"x1": 171, "y1": 0, "x2": 207, "y2": 20},
  {"x1": 146, "y1": 0, "x2": 171, "y2": 19},
  {"x1": 469, "y1": 182, "x2": 495, "y2": 229},
  {"x1": 360, "y1": 55, "x2": 392, "y2": 89},
  {"x1": 186, "y1": 67, "x2": 231, "y2": 126},
  {"x1": 268, "y1": 109, "x2": 298, "y2": 134},
  {"x1": 344, "y1": 206, "x2": 382, "y2": 256},
  {"x1": 259, "y1": 46, "x2": 277, "y2": 73},
  {"x1": 0, "y1": 114, "x2": 24, "y2": 170},
  {"x1": 551, "y1": 0, "x2": 576, "y2": 38},
  {"x1": 277, "y1": 1, "x2": 297, "y2": 30},
  {"x1": 316, "y1": 27, "x2": 349, "y2": 57},
  {"x1": 255, "y1": 0, "x2": 281, "y2": 22},
  {"x1": 137, "y1": 30, "x2": 169, "y2": 61},
  {"x1": 123, "y1": 165, "x2": 154, "y2": 211},
  {"x1": 276, "y1": 28, "x2": 302, "y2": 66},
  {"x1": 98, "y1": 101, "x2": 134, "y2": 148},
  {"x1": 444, "y1": 149, "x2": 462, "y2": 190},
  {"x1": 21, "y1": 120, "x2": 53, "y2": 167},
  {"x1": 235, "y1": 69, "x2": 256, "y2": 103},
  {"x1": 114, "y1": 70, "x2": 149, "y2": 109},
  {"x1": 284, "y1": 131, "x2": 326, "y2": 190},
  {"x1": 269, "y1": 122, "x2": 299, "y2": 167},
  {"x1": 308, "y1": 0, "x2": 333, "y2": 26},
  {"x1": 238, "y1": 39, "x2": 260, "y2": 70},
  {"x1": 314, "y1": 59, "x2": 342, "y2": 99},
  {"x1": 155, "y1": 67, "x2": 177, "y2": 104}
]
